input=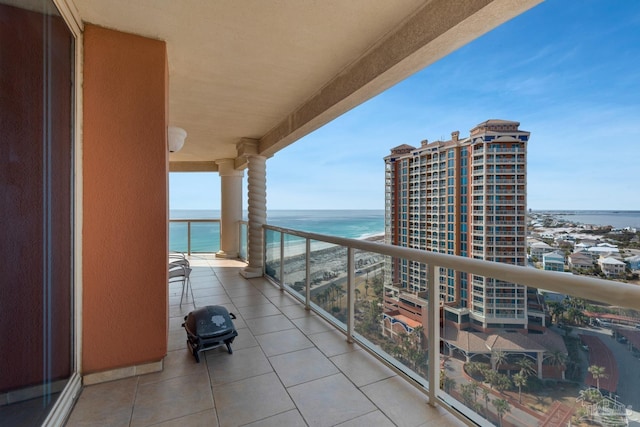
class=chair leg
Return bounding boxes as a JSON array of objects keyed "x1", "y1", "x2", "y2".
[
  {"x1": 188, "y1": 278, "x2": 195, "y2": 307},
  {"x1": 180, "y1": 277, "x2": 195, "y2": 307},
  {"x1": 180, "y1": 277, "x2": 186, "y2": 307}
]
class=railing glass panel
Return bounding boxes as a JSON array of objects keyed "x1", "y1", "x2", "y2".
[
  {"x1": 265, "y1": 229, "x2": 281, "y2": 283},
  {"x1": 169, "y1": 219, "x2": 220, "y2": 254},
  {"x1": 239, "y1": 221, "x2": 248, "y2": 261},
  {"x1": 307, "y1": 240, "x2": 348, "y2": 329},
  {"x1": 261, "y1": 224, "x2": 640, "y2": 427}
]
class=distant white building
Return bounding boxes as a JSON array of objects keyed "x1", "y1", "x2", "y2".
[
  {"x1": 598, "y1": 257, "x2": 626, "y2": 278},
  {"x1": 625, "y1": 255, "x2": 640, "y2": 270},
  {"x1": 586, "y1": 246, "x2": 620, "y2": 260},
  {"x1": 530, "y1": 242, "x2": 554, "y2": 259},
  {"x1": 543, "y1": 251, "x2": 565, "y2": 272},
  {"x1": 568, "y1": 252, "x2": 594, "y2": 270}
]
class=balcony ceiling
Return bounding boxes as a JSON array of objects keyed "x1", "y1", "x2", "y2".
[{"x1": 73, "y1": 0, "x2": 540, "y2": 171}]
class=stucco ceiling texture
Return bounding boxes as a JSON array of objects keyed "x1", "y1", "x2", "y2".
[{"x1": 73, "y1": 0, "x2": 541, "y2": 169}]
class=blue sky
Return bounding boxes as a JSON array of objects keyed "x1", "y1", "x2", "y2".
[{"x1": 170, "y1": 0, "x2": 640, "y2": 211}]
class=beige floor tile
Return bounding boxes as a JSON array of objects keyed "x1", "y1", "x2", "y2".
[
  {"x1": 269, "y1": 347, "x2": 339, "y2": 387},
  {"x1": 192, "y1": 286, "x2": 228, "y2": 297},
  {"x1": 236, "y1": 303, "x2": 282, "y2": 319},
  {"x1": 138, "y1": 348, "x2": 207, "y2": 385},
  {"x1": 266, "y1": 292, "x2": 302, "y2": 308},
  {"x1": 212, "y1": 372, "x2": 295, "y2": 427},
  {"x1": 223, "y1": 286, "x2": 262, "y2": 298},
  {"x1": 245, "y1": 314, "x2": 295, "y2": 335},
  {"x1": 231, "y1": 294, "x2": 272, "y2": 308},
  {"x1": 168, "y1": 328, "x2": 190, "y2": 352},
  {"x1": 255, "y1": 329, "x2": 314, "y2": 357},
  {"x1": 361, "y1": 376, "x2": 446, "y2": 427},
  {"x1": 194, "y1": 295, "x2": 233, "y2": 307},
  {"x1": 334, "y1": 410, "x2": 395, "y2": 427},
  {"x1": 130, "y1": 373, "x2": 213, "y2": 427},
  {"x1": 278, "y1": 302, "x2": 310, "y2": 319},
  {"x1": 190, "y1": 279, "x2": 216, "y2": 289},
  {"x1": 206, "y1": 345, "x2": 273, "y2": 386},
  {"x1": 66, "y1": 377, "x2": 137, "y2": 426},
  {"x1": 169, "y1": 315, "x2": 186, "y2": 331},
  {"x1": 242, "y1": 409, "x2": 307, "y2": 426},
  {"x1": 330, "y1": 349, "x2": 395, "y2": 387},
  {"x1": 308, "y1": 329, "x2": 357, "y2": 358},
  {"x1": 152, "y1": 409, "x2": 219, "y2": 427},
  {"x1": 292, "y1": 314, "x2": 335, "y2": 335},
  {"x1": 288, "y1": 373, "x2": 376, "y2": 427},
  {"x1": 246, "y1": 277, "x2": 279, "y2": 289},
  {"x1": 221, "y1": 326, "x2": 257, "y2": 351},
  {"x1": 169, "y1": 304, "x2": 193, "y2": 319}
]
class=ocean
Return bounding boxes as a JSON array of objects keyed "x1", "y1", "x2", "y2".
[
  {"x1": 170, "y1": 209, "x2": 385, "y2": 253},
  {"x1": 536, "y1": 210, "x2": 640, "y2": 230},
  {"x1": 170, "y1": 209, "x2": 640, "y2": 253}
]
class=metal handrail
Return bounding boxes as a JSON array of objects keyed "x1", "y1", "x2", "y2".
[{"x1": 263, "y1": 224, "x2": 640, "y2": 310}]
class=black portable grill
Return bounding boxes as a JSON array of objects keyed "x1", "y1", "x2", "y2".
[{"x1": 182, "y1": 305, "x2": 238, "y2": 362}]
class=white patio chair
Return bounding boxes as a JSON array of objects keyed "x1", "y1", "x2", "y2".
[{"x1": 169, "y1": 263, "x2": 193, "y2": 307}]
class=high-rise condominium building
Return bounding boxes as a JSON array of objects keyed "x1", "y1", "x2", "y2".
[{"x1": 383, "y1": 120, "x2": 540, "y2": 334}]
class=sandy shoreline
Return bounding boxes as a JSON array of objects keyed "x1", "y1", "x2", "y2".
[{"x1": 266, "y1": 234, "x2": 385, "y2": 291}]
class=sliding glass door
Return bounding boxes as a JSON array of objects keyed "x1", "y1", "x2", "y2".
[{"x1": 0, "y1": 1, "x2": 75, "y2": 424}]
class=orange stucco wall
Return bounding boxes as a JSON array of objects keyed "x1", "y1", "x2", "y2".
[{"x1": 83, "y1": 25, "x2": 168, "y2": 373}]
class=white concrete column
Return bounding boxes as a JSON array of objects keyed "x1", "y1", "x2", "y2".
[
  {"x1": 215, "y1": 159, "x2": 243, "y2": 259},
  {"x1": 537, "y1": 352, "x2": 543, "y2": 379},
  {"x1": 240, "y1": 153, "x2": 267, "y2": 278}
]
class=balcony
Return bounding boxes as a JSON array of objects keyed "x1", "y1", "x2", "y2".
[
  {"x1": 60, "y1": 223, "x2": 640, "y2": 427},
  {"x1": 66, "y1": 255, "x2": 462, "y2": 427}
]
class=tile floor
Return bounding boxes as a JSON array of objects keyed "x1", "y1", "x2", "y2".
[{"x1": 66, "y1": 256, "x2": 467, "y2": 427}]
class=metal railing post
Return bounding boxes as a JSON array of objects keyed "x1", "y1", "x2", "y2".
[
  {"x1": 347, "y1": 247, "x2": 354, "y2": 343},
  {"x1": 305, "y1": 239, "x2": 311, "y2": 310},
  {"x1": 427, "y1": 263, "x2": 439, "y2": 407},
  {"x1": 187, "y1": 221, "x2": 192, "y2": 256},
  {"x1": 279, "y1": 232, "x2": 284, "y2": 290}
]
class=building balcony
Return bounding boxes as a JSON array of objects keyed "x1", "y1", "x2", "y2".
[{"x1": 66, "y1": 255, "x2": 462, "y2": 427}]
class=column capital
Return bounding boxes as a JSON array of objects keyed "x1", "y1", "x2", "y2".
[
  {"x1": 215, "y1": 158, "x2": 244, "y2": 177},
  {"x1": 236, "y1": 138, "x2": 260, "y2": 157}
]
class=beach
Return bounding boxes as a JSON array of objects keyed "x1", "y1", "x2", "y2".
[{"x1": 267, "y1": 234, "x2": 386, "y2": 295}]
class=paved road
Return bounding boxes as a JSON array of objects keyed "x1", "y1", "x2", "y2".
[
  {"x1": 445, "y1": 358, "x2": 542, "y2": 427},
  {"x1": 572, "y1": 326, "x2": 640, "y2": 409}
]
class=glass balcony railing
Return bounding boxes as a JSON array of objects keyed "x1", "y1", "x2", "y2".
[
  {"x1": 262, "y1": 224, "x2": 640, "y2": 427},
  {"x1": 169, "y1": 219, "x2": 221, "y2": 254},
  {"x1": 169, "y1": 219, "x2": 248, "y2": 261}
]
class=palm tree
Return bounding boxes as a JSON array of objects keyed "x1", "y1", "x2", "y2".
[
  {"x1": 493, "y1": 398, "x2": 511, "y2": 427},
  {"x1": 441, "y1": 375, "x2": 456, "y2": 393},
  {"x1": 482, "y1": 388, "x2": 490, "y2": 418},
  {"x1": 515, "y1": 356, "x2": 536, "y2": 378},
  {"x1": 548, "y1": 301, "x2": 566, "y2": 324},
  {"x1": 494, "y1": 373, "x2": 512, "y2": 393},
  {"x1": 468, "y1": 380, "x2": 479, "y2": 402},
  {"x1": 491, "y1": 350, "x2": 508, "y2": 372},
  {"x1": 578, "y1": 387, "x2": 603, "y2": 404},
  {"x1": 465, "y1": 361, "x2": 486, "y2": 378},
  {"x1": 513, "y1": 372, "x2": 527, "y2": 404},
  {"x1": 460, "y1": 384, "x2": 475, "y2": 407},
  {"x1": 587, "y1": 365, "x2": 608, "y2": 390}
]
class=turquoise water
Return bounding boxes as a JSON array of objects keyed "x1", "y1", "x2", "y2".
[
  {"x1": 169, "y1": 209, "x2": 385, "y2": 253},
  {"x1": 169, "y1": 209, "x2": 639, "y2": 253},
  {"x1": 536, "y1": 210, "x2": 640, "y2": 229}
]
